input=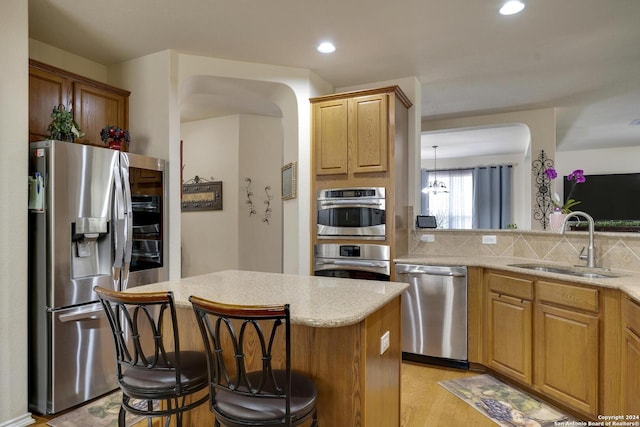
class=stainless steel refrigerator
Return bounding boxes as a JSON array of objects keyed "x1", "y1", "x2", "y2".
[{"x1": 28, "y1": 140, "x2": 167, "y2": 414}]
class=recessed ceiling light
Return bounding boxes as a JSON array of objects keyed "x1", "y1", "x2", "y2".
[
  {"x1": 500, "y1": 0, "x2": 525, "y2": 15},
  {"x1": 317, "y1": 42, "x2": 336, "y2": 54}
]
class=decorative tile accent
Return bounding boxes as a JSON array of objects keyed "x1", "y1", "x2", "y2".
[{"x1": 412, "y1": 230, "x2": 640, "y2": 273}]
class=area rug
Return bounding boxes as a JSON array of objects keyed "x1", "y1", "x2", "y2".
[
  {"x1": 47, "y1": 391, "x2": 150, "y2": 427},
  {"x1": 439, "y1": 374, "x2": 576, "y2": 427}
]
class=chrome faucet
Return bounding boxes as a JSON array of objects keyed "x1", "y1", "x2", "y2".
[{"x1": 560, "y1": 211, "x2": 595, "y2": 268}]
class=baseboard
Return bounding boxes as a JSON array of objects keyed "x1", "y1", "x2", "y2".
[{"x1": 0, "y1": 413, "x2": 36, "y2": 427}]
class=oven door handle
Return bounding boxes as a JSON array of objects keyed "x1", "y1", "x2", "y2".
[
  {"x1": 320, "y1": 259, "x2": 388, "y2": 268},
  {"x1": 319, "y1": 200, "x2": 383, "y2": 207}
]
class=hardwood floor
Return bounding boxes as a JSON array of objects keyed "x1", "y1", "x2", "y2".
[
  {"x1": 31, "y1": 362, "x2": 493, "y2": 427},
  {"x1": 401, "y1": 362, "x2": 496, "y2": 427}
]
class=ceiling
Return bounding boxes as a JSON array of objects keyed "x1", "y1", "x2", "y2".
[{"x1": 28, "y1": 0, "x2": 640, "y2": 159}]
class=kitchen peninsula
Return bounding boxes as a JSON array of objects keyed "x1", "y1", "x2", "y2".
[{"x1": 126, "y1": 269, "x2": 408, "y2": 426}]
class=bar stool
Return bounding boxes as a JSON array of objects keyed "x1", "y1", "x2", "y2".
[
  {"x1": 189, "y1": 296, "x2": 318, "y2": 427},
  {"x1": 95, "y1": 286, "x2": 209, "y2": 426}
]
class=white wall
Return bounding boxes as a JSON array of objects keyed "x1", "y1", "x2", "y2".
[
  {"x1": 30, "y1": 38, "x2": 108, "y2": 83},
  {"x1": 423, "y1": 108, "x2": 556, "y2": 230},
  {"x1": 177, "y1": 53, "x2": 332, "y2": 275},
  {"x1": 237, "y1": 114, "x2": 283, "y2": 273},
  {"x1": 0, "y1": 2, "x2": 31, "y2": 426},
  {"x1": 180, "y1": 114, "x2": 284, "y2": 276},
  {"x1": 181, "y1": 116, "x2": 240, "y2": 275}
]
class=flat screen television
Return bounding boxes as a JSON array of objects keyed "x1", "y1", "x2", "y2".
[{"x1": 564, "y1": 173, "x2": 640, "y2": 221}]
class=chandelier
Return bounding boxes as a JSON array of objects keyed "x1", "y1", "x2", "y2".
[{"x1": 422, "y1": 145, "x2": 449, "y2": 194}]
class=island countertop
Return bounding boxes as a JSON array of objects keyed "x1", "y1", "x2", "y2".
[{"x1": 126, "y1": 269, "x2": 408, "y2": 328}]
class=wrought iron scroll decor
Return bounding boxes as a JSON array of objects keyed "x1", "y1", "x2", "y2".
[
  {"x1": 263, "y1": 186, "x2": 273, "y2": 224},
  {"x1": 182, "y1": 176, "x2": 222, "y2": 211},
  {"x1": 532, "y1": 150, "x2": 554, "y2": 229},
  {"x1": 245, "y1": 178, "x2": 256, "y2": 216}
]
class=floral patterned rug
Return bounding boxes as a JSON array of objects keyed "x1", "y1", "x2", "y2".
[
  {"x1": 46, "y1": 391, "x2": 148, "y2": 427},
  {"x1": 439, "y1": 374, "x2": 576, "y2": 427}
]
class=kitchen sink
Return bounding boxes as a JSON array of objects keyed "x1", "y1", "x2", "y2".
[{"x1": 507, "y1": 263, "x2": 624, "y2": 279}]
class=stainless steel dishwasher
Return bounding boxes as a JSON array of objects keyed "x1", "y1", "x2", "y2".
[{"x1": 395, "y1": 263, "x2": 468, "y2": 369}]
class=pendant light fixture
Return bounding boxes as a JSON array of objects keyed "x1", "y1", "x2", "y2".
[{"x1": 422, "y1": 145, "x2": 449, "y2": 194}]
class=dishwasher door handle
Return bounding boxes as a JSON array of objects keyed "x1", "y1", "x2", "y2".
[{"x1": 395, "y1": 264, "x2": 467, "y2": 277}]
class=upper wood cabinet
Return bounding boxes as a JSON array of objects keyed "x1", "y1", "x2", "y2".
[
  {"x1": 311, "y1": 87, "x2": 409, "y2": 177},
  {"x1": 313, "y1": 98, "x2": 349, "y2": 175},
  {"x1": 29, "y1": 59, "x2": 130, "y2": 148},
  {"x1": 73, "y1": 82, "x2": 128, "y2": 148},
  {"x1": 29, "y1": 65, "x2": 71, "y2": 143}
]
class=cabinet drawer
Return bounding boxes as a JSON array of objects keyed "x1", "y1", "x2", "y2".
[
  {"x1": 536, "y1": 281, "x2": 598, "y2": 313},
  {"x1": 624, "y1": 297, "x2": 640, "y2": 336},
  {"x1": 487, "y1": 273, "x2": 533, "y2": 300}
]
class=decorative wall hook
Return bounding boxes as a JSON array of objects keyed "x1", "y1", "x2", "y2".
[
  {"x1": 244, "y1": 178, "x2": 256, "y2": 216},
  {"x1": 263, "y1": 186, "x2": 273, "y2": 224},
  {"x1": 532, "y1": 150, "x2": 555, "y2": 229}
]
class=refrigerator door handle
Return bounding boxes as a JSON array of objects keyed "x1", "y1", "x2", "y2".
[
  {"x1": 58, "y1": 304, "x2": 106, "y2": 323},
  {"x1": 112, "y1": 161, "x2": 126, "y2": 287},
  {"x1": 120, "y1": 155, "x2": 134, "y2": 291}
]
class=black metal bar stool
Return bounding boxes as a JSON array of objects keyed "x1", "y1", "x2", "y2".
[
  {"x1": 95, "y1": 286, "x2": 209, "y2": 427},
  {"x1": 189, "y1": 296, "x2": 318, "y2": 427}
]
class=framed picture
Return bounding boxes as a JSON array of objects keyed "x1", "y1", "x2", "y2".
[{"x1": 281, "y1": 162, "x2": 297, "y2": 200}]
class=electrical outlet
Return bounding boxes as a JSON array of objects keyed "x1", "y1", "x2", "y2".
[
  {"x1": 419, "y1": 234, "x2": 435, "y2": 242},
  {"x1": 380, "y1": 331, "x2": 390, "y2": 355},
  {"x1": 482, "y1": 235, "x2": 497, "y2": 244}
]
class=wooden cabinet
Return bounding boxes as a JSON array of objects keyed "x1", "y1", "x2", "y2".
[
  {"x1": 73, "y1": 82, "x2": 128, "y2": 148},
  {"x1": 313, "y1": 98, "x2": 349, "y2": 175},
  {"x1": 311, "y1": 87, "x2": 408, "y2": 177},
  {"x1": 29, "y1": 65, "x2": 71, "y2": 142},
  {"x1": 310, "y1": 86, "x2": 412, "y2": 279},
  {"x1": 485, "y1": 272, "x2": 533, "y2": 385},
  {"x1": 29, "y1": 59, "x2": 129, "y2": 148},
  {"x1": 622, "y1": 297, "x2": 640, "y2": 415},
  {"x1": 313, "y1": 93, "x2": 388, "y2": 176},
  {"x1": 481, "y1": 271, "x2": 608, "y2": 419},
  {"x1": 534, "y1": 281, "x2": 599, "y2": 417}
]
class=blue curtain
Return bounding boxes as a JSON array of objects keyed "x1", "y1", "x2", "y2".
[{"x1": 472, "y1": 166, "x2": 512, "y2": 229}]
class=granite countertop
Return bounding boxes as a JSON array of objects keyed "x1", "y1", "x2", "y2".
[
  {"x1": 126, "y1": 269, "x2": 408, "y2": 328},
  {"x1": 395, "y1": 255, "x2": 640, "y2": 304}
]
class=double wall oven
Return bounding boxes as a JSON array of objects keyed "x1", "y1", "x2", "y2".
[
  {"x1": 314, "y1": 187, "x2": 390, "y2": 281},
  {"x1": 317, "y1": 187, "x2": 385, "y2": 240}
]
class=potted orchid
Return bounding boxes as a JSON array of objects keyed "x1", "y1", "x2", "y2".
[{"x1": 544, "y1": 167, "x2": 586, "y2": 214}]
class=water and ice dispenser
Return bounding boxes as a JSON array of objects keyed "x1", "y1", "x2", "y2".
[{"x1": 71, "y1": 217, "x2": 110, "y2": 278}]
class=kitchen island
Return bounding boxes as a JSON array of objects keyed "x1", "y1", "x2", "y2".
[{"x1": 126, "y1": 269, "x2": 408, "y2": 426}]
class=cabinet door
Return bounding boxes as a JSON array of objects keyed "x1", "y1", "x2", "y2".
[
  {"x1": 313, "y1": 99, "x2": 348, "y2": 175},
  {"x1": 350, "y1": 94, "x2": 388, "y2": 174},
  {"x1": 29, "y1": 67, "x2": 71, "y2": 142},
  {"x1": 535, "y1": 303, "x2": 599, "y2": 416},
  {"x1": 622, "y1": 298, "x2": 640, "y2": 415},
  {"x1": 622, "y1": 328, "x2": 640, "y2": 415},
  {"x1": 73, "y1": 82, "x2": 128, "y2": 147},
  {"x1": 487, "y1": 292, "x2": 532, "y2": 384}
]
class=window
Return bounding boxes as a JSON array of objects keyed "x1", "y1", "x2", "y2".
[{"x1": 422, "y1": 169, "x2": 473, "y2": 229}]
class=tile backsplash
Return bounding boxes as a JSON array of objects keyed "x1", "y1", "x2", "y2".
[{"x1": 410, "y1": 229, "x2": 640, "y2": 273}]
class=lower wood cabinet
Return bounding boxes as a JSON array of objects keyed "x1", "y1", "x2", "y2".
[
  {"x1": 534, "y1": 302, "x2": 599, "y2": 416},
  {"x1": 483, "y1": 271, "x2": 605, "y2": 419},
  {"x1": 486, "y1": 273, "x2": 533, "y2": 384},
  {"x1": 534, "y1": 280, "x2": 600, "y2": 417},
  {"x1": 622, "y1": 297, "x2": 640, "y2": 415}
]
